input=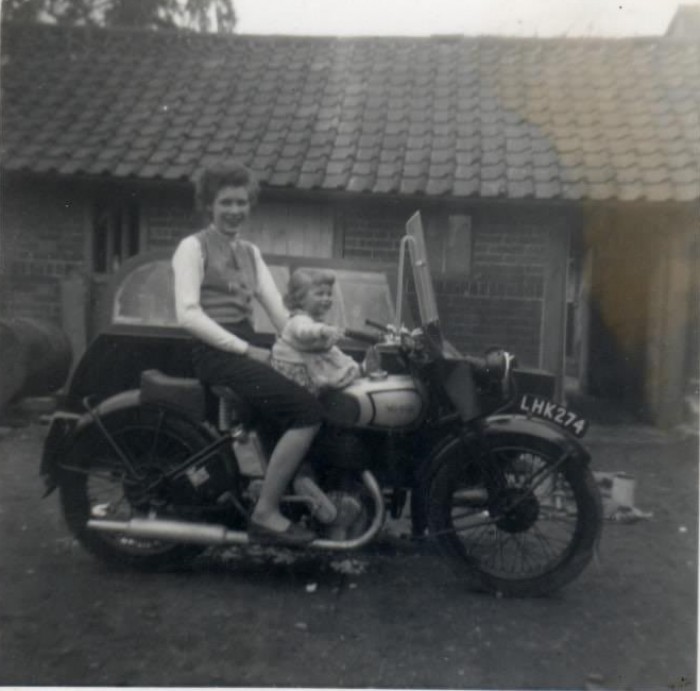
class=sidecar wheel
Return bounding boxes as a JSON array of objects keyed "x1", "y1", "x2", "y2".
[
  {"x1": 427, "y1": 437, "x2": 602, "y2": 597},
  {"x1": 58, "y1": 407, "x2": 212, "y2": 570}
]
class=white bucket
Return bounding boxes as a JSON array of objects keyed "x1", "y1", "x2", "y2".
[{"x1": 611, "y1": 472, "x2": 636, "y2": 508}]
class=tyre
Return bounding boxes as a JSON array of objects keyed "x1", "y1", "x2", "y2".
[
  {"x1": 58, "y1": 406, "x2": 220, "y2": 570},
  {"x1": 427, "y1": 435, "x2": 603, "y2": 597}
]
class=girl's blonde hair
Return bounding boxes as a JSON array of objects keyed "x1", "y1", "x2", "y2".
[{"x1": 284, "y1": 268, "x2": 336, "y2": 311}]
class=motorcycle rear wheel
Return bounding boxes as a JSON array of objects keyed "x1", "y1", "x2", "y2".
[
  {"x1": 58, "y1": 407, "x2": 216, "y2": 570},
  {"x1": 427, "y1": 436, "x2": 602, "y2": 597}
]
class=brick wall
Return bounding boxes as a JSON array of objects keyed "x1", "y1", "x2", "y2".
[
  {"x1": 141, "y1": 189, "x2": 198, "y2": 249},
  {"x1": 1, "y1": 176, "x2": 564, "y2": 370},
  {"x1": 0, "y1": 176, "x2": 88, "y2": 323},
  {"x1": 338, "y1": 202, "x2": 557, "y2": 367}
]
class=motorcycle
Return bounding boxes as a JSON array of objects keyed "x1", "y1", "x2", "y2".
[{"x1": 43, "y1": 212, "x2": 602, "y2": 597}]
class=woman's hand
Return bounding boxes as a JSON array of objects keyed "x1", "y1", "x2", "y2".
[{"x1": 246, "y1": 345, "x2": 271, "y2": 364}]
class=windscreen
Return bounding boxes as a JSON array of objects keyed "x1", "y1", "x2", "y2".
[{"x1": 406, "y1": 212, "x2": 440, "y2": 326}]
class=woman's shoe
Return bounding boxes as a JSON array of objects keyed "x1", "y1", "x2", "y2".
[{"x1": 248, "y1": 520, "x2": 316, "y2": 546}]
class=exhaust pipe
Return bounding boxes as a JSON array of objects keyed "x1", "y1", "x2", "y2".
[
  {"x1": 87, "y1": 517, "x2": 250, "y2": 546},
  {"x1": 88, "y1": 470, "x2": 386, "y2": 552}
]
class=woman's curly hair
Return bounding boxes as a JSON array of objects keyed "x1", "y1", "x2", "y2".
[
  {"x1": 284, "y1": 268, "x2": 336, "y2": 311},
  {"x1": 194, "y1": 161, "x2": 260, "y2": 216}
]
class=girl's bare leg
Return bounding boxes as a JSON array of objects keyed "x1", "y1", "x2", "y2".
[{"x1": 251, "y1": 423, "x2": 320, "y2": 532}]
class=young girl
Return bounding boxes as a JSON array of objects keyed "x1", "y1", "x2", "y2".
[{"x1": 271, "y1": 269, "x2": 361, "y2": 395}]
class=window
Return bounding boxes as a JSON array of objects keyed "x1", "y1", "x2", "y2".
[
  {"x1": 425, "y1": 214, "x2": 472, "y2": 276},
  {"x1": 111, "y1": 256, "x2": 395, "y2": 332},
  {"x1": 93, "y1": 200, "x2": 140, "y2": 273}
]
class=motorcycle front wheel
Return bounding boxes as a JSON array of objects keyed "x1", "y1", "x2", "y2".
[
  {"x1": 58, "y1": 407, "x2": 214, "y2": 570},
  {"x1": 427, "y1": 435, "x2": 602, "y2": 597}
]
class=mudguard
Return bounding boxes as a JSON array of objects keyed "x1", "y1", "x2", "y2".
[
  {"x1": 422, "y1": 413, "x2": 590, "y2": 488},
  {"x1": 40, "y1": 390, "x2": 218, "y2": 493},
  {"x1": 480, "y1": 413, "x2": 591, "y2": 464},
  {"x1": 41, "y1": 390, "x2": 142, "y2": 492}
]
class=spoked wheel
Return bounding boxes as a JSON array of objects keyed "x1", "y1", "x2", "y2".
[
  {"x1": 59, "y1": 407, "x2": 217, "y2": 569},
  {"x1": 427, "y1": 436, "x2": 602, "y2": 597}
]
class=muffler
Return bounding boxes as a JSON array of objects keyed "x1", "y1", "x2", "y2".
[{"x1": 87, "y1": 517, "x2": 250, "y2": 545}]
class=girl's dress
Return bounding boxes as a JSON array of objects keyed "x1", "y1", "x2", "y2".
[{"x1": 271, "y1": 311, "x2": 361, "y2": 395}]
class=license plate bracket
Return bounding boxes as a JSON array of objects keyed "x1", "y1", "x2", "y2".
[{"x1": 518, "y1": 395, "x2": 588, "y2": 438}]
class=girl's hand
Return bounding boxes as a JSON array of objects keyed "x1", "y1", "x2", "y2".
[
  {"x1": 246, "y1": 345, "x2": 271, "y2": 363},
  {"x1": 320, "y1": 325, "x2": 343, "y2": 344}
]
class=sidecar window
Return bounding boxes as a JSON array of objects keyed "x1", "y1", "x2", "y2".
[
  {"x1": 111, "y1": 255, "x2": 394, "y2": 332},
  {"x1": 112, "y1": 258, "x2": 178, "y2": 326},
  {"x1": 253, "y1": 265, "x2": 394, "y2": 332}
]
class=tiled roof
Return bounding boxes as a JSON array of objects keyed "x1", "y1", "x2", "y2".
[{"x1": 1, "y1": 22, "x2": 699, "y2": 202}]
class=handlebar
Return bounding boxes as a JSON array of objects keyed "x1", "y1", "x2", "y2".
[
  {"x1": 364, "y1": 318, "x2": 390, "y2": 333},
  {"x1": 344, "y1": 328, "x2": 383, "y2": 345}
]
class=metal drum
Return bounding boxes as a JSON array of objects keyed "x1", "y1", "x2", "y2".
[{"x1": 0, "y1": 318, "x2": 72, "y2": 408}]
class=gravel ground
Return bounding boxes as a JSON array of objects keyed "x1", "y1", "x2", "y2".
[{"x1": 0, "y1": 416, "x2": 696, "y2": 689}]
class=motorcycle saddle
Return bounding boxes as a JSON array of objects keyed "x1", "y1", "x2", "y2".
[
  {"x1": 139, "y1": 370, "x2": 253, "y2": 425},
  {"x1": 140, "y1": 369, "x2": 206, "y2": 421}
]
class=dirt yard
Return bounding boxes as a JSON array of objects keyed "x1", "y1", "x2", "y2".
[{"x1": 0, "y1": 416, "x2": 696, "y2": 689}]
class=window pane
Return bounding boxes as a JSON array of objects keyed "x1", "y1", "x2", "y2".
[{"x1": 112, "y1": 259, "x2": 178, "y2": 326}]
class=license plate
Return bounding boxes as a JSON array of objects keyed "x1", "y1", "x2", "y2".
[{"x1": 518, "y1": 395, "x2": 588, "y2": 437}]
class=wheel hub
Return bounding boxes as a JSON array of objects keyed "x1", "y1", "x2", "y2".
[
  {"x1": 122, "y1": 467, "x2": 167, "y2": 510},
  {"x1": 490, "y1": 488, "x2": 540, "y2": 533}
]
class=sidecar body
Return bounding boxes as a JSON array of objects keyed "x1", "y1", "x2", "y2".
[
  {"x1": 63, "y1": 251, "x2": 398, "y2": 406},
  {"x1": 40, "y1": 252, "x2": 397, "y2": 487}
]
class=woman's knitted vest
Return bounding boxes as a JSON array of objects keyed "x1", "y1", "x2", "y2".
[{"x1": 194, "y1": 226, "x2": 258, "y2": 327}]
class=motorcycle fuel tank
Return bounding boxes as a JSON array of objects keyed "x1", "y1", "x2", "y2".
[{"x1": 322, "y1": 374, "x2": 427, "y2": 430}]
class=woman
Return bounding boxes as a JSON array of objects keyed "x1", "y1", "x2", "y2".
[{"x1": 172, "y1": 162, "x2": 322, "y2": 545}]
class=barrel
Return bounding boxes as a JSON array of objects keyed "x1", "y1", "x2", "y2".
[{"x1": 0, "y1": 318, "x2": 72, "y2": 409}]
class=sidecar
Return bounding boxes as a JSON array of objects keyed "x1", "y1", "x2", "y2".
[{"x1": 40, "y1": 251, "x2": 398, "y2": 489}]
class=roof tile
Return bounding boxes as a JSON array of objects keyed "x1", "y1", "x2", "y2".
[
  {"x1": 2, "y1": 23, "x2": 699, "y2": 202},
  {"x1": 508, "y1": 179, "x2": 535, "y2": 198},
  {"x1": 297, "y1": 171, "x2": 324, "y2": 189},
  {"x1": 561, "y1": 181, "x2": 586, "y2": 199},
  {"x1": 322, "y1": 172, "x2": 350, "y2": 189},
  {"x1": 399, "y1": 177, "x2": 425, "y2": 195},
  {"x1": 671, "y1": 167, "x2": 700, "y2": 184},
  {"x1": 617, "y1": 183, "x2": 646, "y2": 202},
  {"x1": 674, "y1": 182, "x2": 700, "y2": 201},
  {"x1": 587, "y1": 182, "x2": 617, "y2": 200},
  {"x1": 642, "y1": 168, "x2": 671, "y2": 184},
  {"x1": 507, "y1": 166, "x2": 533, "y2": 182},
  {"x1": 453, "y1": 178, "x2": 480, "y2": 196},
  {"x1": 534, "y1": 180, "x2": 562, "y2": 198},
  {"x1": 347, "y1": 174, "x2": 374, "y2": 193},
  {"x1": 428, "y1": 162, "x2": 453, "y2": 179},
  {"x1": 455, "y1": 163, "x2": 480, "y2": 180},
  {"x1": 480, "y1": 179, "x2": 507, "y2": 197},
  {"x1": 645, "y1": 182, "x2": 675, "y2": 202},
  {"x1": 430, "y1": 149, "x2": 454, "y2": 165},
  {"x1": 373, "y1": 176, "x2": 399, "y2": 194},
  {"x1": 425, "y1": 178, "x2": 452, "y2": 195}
]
